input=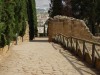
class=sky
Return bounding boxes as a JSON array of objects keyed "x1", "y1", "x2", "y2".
[{"x1": 35, "y1": 0, "x2": 50, "y2": 10}]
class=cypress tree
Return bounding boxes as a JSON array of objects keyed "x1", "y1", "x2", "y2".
[
  {"x1": 3, "y1": 0, "x2": 16, "y2": 44},
  {"x1": 32, "y1": 0, "x2": 38, "y2": 36},
  {"x1": 27, "y1": 0, "x2": 35, "y2": 40},
  {"x1": 0, "y1": 0, "x2": 37, "y2": 47},
  {"x1": 49, "y1": 0, "x2": 63, "y2": 17},
  {"x1": 0, "y1": 0, "x2": 28, "y2": 47},
  {"x1": 27, "y1": 0, "x2": 37, "y2": 40}
]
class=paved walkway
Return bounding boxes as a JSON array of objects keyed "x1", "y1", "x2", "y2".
[{"x1": 0, "y1": 38, "x2": 99, "y2": 75}]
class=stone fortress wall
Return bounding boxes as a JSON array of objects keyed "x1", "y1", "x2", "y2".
[
  {"x1": 48, "y1": 16, "x2": 99, "y2": 42},
  {"x1": 48, "y1": 16, "x2": 100, "y2": 70}
]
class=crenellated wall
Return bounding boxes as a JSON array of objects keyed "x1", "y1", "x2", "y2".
[{"x1": 48, "y1": 16, "x2": 97, "y2": 42}]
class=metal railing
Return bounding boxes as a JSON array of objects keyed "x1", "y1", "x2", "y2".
[{"x1": 53, "y1": 33, "x2": 100, "y2": 67}]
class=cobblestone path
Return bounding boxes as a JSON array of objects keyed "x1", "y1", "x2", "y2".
[{"x1": 0, "y1": 38, "x2": 99, "y2": 75}]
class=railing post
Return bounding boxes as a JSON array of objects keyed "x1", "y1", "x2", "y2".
[
  {"x1": 70, "y1": 37, "x2": 72, "y2": 49},
  {"x1": 63, "y1": 37, "x2": 65, "y2": 46},
  {"x1": 63, "y1": 36, "x2": 65, "y2": 46},
  {"x1": 58, "y1": 35, "x2": 60, "y2": 43},
  {"x1": 60, "y1": 35, "x2": 62, "y2": 44},
  {"x1": 61, "y1": 35, "x2": 63, "y2": 44},
  {"x1": 67, "y1": 38, "x2": 69, "y2": 48},
  {"x1": 56, "y1": 35, "x2": 57, "y2": 42},
  {"x1": 65, "y1": 38, "x2": 67, "y2": 48},
  {"x1": 60, "y1": 35, "x2": 61, "y2": 44},
  {"x1": 61, "y1": 35, "x2": 62, "y2": 44},
  {"x1": 83, "y1": 41, "x2": 85, "y2": 60},
  {"x1": 62, "y1": 36, "x2": 64, "y2": 45},
  {"x1": 92, "y1": 44, "x2": 95, "y2": 67},
  {"x1": 76, "y1": 39, "x2": 78, "y2": 55},
  {"x1": 58, "y1": 35, "x2": 60, "y2": 44}
]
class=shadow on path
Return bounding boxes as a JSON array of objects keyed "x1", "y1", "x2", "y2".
[
  {"x1": 30, "y1": 37, "x2": 48, "y2": 42},
  {"x1": 52, "y1": 43, "x2": 100, "y2": 75}
]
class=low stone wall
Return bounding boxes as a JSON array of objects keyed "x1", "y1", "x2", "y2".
[
  {"x1": 0, "y1": 22, "x2": 29, "y2": 62},
  {"x1": 48, "y1": 16, "x2": 95, "y2": 42}
]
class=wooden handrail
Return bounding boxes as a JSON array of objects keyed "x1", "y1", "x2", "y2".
[
  {"x1": 54, "y1": 33, "x2": 100, "y2": 59},
  {"x1": 58, "y1": 33, "x2": 100, "y2": 46}
]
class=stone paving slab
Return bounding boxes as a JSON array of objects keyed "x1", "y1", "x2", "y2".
[
  {"x1": 0, "y1": 38, "x2": 99, "y2": 75},
  {"x1": 52, "y1": 43, "x2": 99, "y2": 75}
]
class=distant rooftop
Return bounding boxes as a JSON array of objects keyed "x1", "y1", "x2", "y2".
[
  {"x1": 36, "y1": 8, "x2": 48, "y2": 14},
  {"x1": 36, "y1": 0, "x2": 50, "y2": 10}
]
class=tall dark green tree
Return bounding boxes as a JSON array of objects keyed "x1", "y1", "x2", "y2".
[
  {"x1": 32, "y1": 0, "x2": 38, "y2": 36},
  {"x1": 0, "y1": 0, "x2": 28, "y2": 47},
  {"x1": 49, "y1": 0, "x2": 63, "y2": 17},
  {"x1": 27, "y1": 0, "x2": 37, "y2": 40},
  {"x1": 62, "y1": 0, "x2": 72, "y2": 16},
  {"x1": 71, "y1": 0, "x2": 98, "y2": 35},
  {"x1": 49, "y1": 0, "x2": 100, "y2": 35},
  {"x1": 95, "y1": 0, "x2": 100, "y2": 34}
]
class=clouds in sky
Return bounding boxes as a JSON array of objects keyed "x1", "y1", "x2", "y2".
[{"x1": 35, "y1": 0, "x2": 50, "y2": 9}]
